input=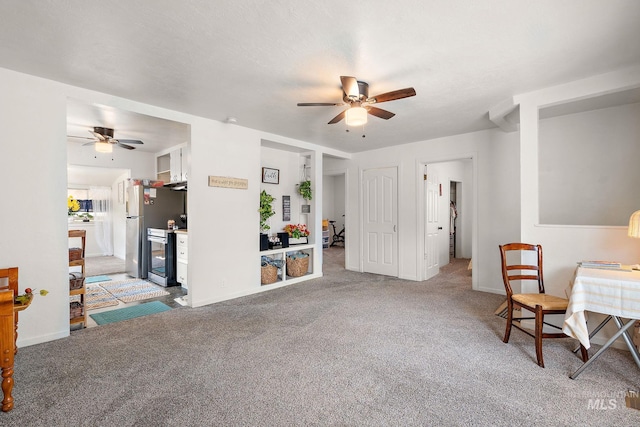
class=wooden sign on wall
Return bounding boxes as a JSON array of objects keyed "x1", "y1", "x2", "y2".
[{"x1": 208, "y1": 176, "x2": 248, "y2": 189}]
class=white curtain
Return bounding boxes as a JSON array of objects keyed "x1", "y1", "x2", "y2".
[{"x1": 90, "y1": 186, "x2": 113, "y2": 256}]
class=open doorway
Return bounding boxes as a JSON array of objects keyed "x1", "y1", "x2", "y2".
[
  {"x1": 420, "y1": 159, "x2": 473, "y2": 282},
  {"x1": 449, "y1": 180, "x2": 461, "y2": 262},
  {"x1": 322, "y1": 171, "x2": 346, "y2": 270},
  {"x1": 67, "y1": 99, "x2": 191, "y2": 327},
  {"x1": 67, "y1": 165, "x2": 129, "y2": 272}
]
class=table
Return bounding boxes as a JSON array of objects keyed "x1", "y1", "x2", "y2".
[{"x1": 562, "y1": 266, "x2": 640, "y2": 379}]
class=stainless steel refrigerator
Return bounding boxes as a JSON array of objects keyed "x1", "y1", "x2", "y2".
[{"x1": 125, "y1": 184, "x2": 186, "y2": 279}]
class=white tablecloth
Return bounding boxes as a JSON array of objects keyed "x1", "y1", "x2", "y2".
[{"x1": 562, "y1": 266, "x2": 640, "y2": 349}]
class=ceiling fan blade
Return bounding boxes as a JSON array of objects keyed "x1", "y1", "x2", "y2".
[
  {"x1": 365, "y1": 106, "x2": 396, "y2": 120},
  {"x1": 117, "y1": 142, "x2": 135, "y2": 150},
  {"x1": 89, "y1": 130, "x2": 106, "y2": 141},
  {"x1": 116, "y1": 139, "x2": 144, "y2": 144},
  {"x1": 68, "y1": 135, "x2": 97, "y2": 140},
  {"x1": 328, "y1": 110, "x2": 347, "y2": 124},
  {"x1": 297, "y1": 102, "x2": 343, "y2": 107},
  {"x1": 368, "y1": 87, "x2": 416, "y2": 104},
  {"x1": 340, "y1": 76, "x2": 359, "y2": 99}
]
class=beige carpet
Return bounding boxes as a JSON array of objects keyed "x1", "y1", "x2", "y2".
[
  {"x1": 8, "y1": 247, "x2": 640, "y2": 426},
  {"x1": 84, "y1": 256, "x2": 126, "y2": 276}
]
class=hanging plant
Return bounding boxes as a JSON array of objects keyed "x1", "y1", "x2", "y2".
[
  {"x1": 259, "y1": 190, "x2": 276, "y2": 232},
  {"x1": 298, "y1": 180, "x2": 312, "y2": 201}
]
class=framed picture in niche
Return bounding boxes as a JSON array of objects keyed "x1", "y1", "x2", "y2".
[{"x1": 262, "y1": 167, "x2": 279, "y2": 184}]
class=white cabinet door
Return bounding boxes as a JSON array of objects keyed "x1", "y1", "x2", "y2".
[
  {"x1": 176, "y1": 233, "x2": 188, "y2": 288},
  {"x1": 177, "y1": 261, "x2": 188, "y2": 289},
  {"x1": 170, "y1": 149, "x2": 182, "y2": 183},
  {"x1": 180, "y1": 145, "x2": 190, "y2": 181}
]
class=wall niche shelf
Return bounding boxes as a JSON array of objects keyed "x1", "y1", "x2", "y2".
[{"x1": 260, "y1": 243, "x2": 315, "y2": 286}]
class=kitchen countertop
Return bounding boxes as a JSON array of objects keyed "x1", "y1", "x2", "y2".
[{"x1": 174, "y1": 229, "x2": 188, "y2": 234}]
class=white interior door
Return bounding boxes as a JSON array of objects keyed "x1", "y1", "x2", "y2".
[
  {"x1": 424, "y1": 166, "x2": 440, "y2": 280},
  {"x1": 362, "y1": 167, "x2": 398, "y2": 276}
]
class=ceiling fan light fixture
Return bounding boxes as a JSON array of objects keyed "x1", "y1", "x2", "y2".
[
  {"x1": 95, "y1": 142, "x2": 113, "y2": 153},
  {"x1": 345, "y1": 106, "x2": 367, "y2": 127}
]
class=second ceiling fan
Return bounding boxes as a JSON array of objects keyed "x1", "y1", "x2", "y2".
[
  {"x1": 297, "y1": 76, "x2": 416, "y2": 125},
  {"x1": 69, "y1": 126, "x2": 144, "y2": 150}
]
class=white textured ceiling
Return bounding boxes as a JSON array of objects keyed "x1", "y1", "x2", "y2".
[{"x1": 1, "y1": 1, "x2": 639, "y2": 153}]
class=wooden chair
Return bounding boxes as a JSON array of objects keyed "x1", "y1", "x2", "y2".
[
  {"x1": 0, "y1": 267, "x2": 18, "y2": 412},
  {"x1": 499, "y1": 243, "x2": 588, "y2": 367}
]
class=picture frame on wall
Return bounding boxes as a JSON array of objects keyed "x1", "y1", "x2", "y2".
[{"x1": 262, "y1": 167, "x2": 279, "y2": 184}]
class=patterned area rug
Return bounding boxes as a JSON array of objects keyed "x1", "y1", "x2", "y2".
[
  {"x1": 85, "y1": 285, "x2": 119, "y2": 310},
  {"x1": 99, "y1": 279, "x2": 169, "y2": 303}
]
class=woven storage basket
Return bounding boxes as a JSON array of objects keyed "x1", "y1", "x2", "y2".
[
  {"x1": 69, "y1": 248, "x2": 83, "y2": 261},
  {"x1": 286, "y1": 255, "x2": 309, "y2": 277},
  {"x1": 261, "y1": 264, "x2": 278, "y2": 285},
  {"x1": 69, "y1": 272, "x2": 85, "y2": 290},
  {"x1": 69, "y1": 301, "x2": 83, "y2": 319}
]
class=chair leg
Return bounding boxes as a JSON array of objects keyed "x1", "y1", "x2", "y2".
[
  {"x1": 579, "y1": 344, "x2": 589, "y2": 363},
  {"x1": 535, "y1": 305, "x2": 544, "y2": 368},
  {"x1": 503, "y1": 300, "x2": 513, "y2": 343}
]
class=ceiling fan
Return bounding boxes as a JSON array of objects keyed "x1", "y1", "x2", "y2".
[
  {"x1": 68, "y1": 126, "x2": 144, "y2": 150},
  {"x1": 297, "y1": 76, "x2": 416, "y2": 125}
]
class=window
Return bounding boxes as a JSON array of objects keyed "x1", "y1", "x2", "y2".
[{"x1": 68, "y1": 188, "x2": 93, "y2": 221}]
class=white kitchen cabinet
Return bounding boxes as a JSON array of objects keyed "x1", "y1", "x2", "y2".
[
  {"x1": 157, "y1": 146, "x2": 190, "y2": 184},
  {"x1": 157, "y1": 154, "x2": 171, "y2": 183},
  {"x1": 176, "y1": 232, "x2": 188, "y2": 289},
  {"x1": 180, "y1": 145, "x2": 190, "y2": 181},
  {"x1": 170, "y1": 149, "x2": 182, "y2": 183}
]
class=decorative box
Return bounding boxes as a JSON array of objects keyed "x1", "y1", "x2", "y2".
[{"x1": 289, "y1": 237, "x2": 308, "y2": 245}]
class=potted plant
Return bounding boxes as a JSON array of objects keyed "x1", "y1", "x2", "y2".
[
  {"x1": 284, "y1": 223, "x2": 310, "y2": 245},
  {"x1": 259, "y1": 190, "x2": 275, "y2": 250},
  {"x1": 298, "y1": 180, "x2": 312, "y2": 201}
]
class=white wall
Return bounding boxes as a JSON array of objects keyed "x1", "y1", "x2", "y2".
[
  {"x1": 517, "y1": 66, "x2": 640, "y2": 345},
  {"x1": 322, "y1": 174, "x2": 345, "y2": 225},
  {"x1": 346, "y1": 128, "x2": 520, "y2": 292},
  {"x1": 539, "y1": 102, "x2": 640, "y2": 226},
  {"x1": 333, "y1": 175, "x2": 345, "y2": 225},
  {"x1": 322, "y1": 175, "x2": 336, "y2": 223},
  {"x1": 517, "y1": 66, "x2": 640, "y2": 295},
  {"x1": 1, "y1": 68, "x2": 70, "y2": 344},
  {"x1": 0, "y1": 66, "x2": 349, "y2": 347},
  {"x1": 260, "y1": 147, "x2": 307, "y2": 235}
]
